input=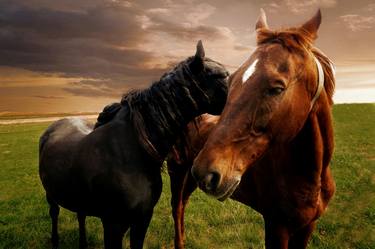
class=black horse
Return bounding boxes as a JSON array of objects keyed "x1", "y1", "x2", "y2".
[{"x1": 39, "y1": 41, "x2": 229, "y2": 249}]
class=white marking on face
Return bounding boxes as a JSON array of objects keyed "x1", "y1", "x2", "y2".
[{"x1": 242, "y1": 59, "x2": 259, "y2": 84}]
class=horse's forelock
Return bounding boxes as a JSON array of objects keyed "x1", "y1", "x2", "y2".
[{"x1": 256, "y1": 28, "x2": 314, "y2": 53}]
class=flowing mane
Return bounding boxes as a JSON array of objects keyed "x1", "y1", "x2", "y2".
[
  {"x1": 94, "y1": 102, "x2": 122, "y2": 129},
  {"x1": 95, "y1": 56, "x2": 227, "y2": 161},
  {"x1": 257, "y1": 28, "x2": 335, "y2": 105}
]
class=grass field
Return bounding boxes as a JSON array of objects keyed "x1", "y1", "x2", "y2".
[{"x1": 0, "y1": 103, "x2": 374, "y2": 249}]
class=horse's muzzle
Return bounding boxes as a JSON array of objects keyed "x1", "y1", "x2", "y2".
[{"x1": 191, "y1": 167, "x2": 241, "y2": 201}]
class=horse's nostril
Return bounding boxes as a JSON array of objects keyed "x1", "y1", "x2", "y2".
[{"x1": 204, "y1": 171, "x2": 221, "y2": 192}]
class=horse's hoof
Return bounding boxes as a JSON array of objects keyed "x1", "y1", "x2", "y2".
[{"x1": 79, "y1": 242, "x2": 88, "y2": 249}]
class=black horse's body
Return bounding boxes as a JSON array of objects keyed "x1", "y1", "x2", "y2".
[
  {"x1": 40, "y1": 114, "x2": 160, "y2": 215},
  {"x1": 39, "y1": 41, "x2": 228, "y2": 249}
]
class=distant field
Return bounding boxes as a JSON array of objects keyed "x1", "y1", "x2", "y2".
[
  {"x1": 0, "y1": 104, "x2": 374, "y2": 249},
  {"x1": 0, "y1": 113, "x2": 98, "y2": 125},
  {"x1": 0, "y1": 112, "x2": 98, "y2": 120}
]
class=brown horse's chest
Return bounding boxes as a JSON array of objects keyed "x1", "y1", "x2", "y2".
[{"x1": 232, "y1": 157, "x2": 322, "y2": 225}]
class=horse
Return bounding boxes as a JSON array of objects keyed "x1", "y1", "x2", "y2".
[
  {"x1": 39, "y1": 40, "x2": 229, "y2": 249},
  {"x1": 174, "y1": 10, "x2": 336, "y2": 249},
  {"x1": 167, "y1": 114, "x2": 219, "y2": 249}
]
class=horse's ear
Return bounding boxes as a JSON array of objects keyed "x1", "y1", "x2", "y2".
[
  {"x1": 300, "y1": 9, "x2": 321, "y2": 40},
  {"x1": 190, "y1": 40, "x2": 205, "y2": 72},
  {"x1": 195, "y1": 40, "x2": 205, "y2": 59},
  {"x1": 256, "y1": 8, "x2": 268, "y2": 30}
]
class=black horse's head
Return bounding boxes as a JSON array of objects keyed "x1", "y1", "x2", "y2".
[
  {"x1": 161, "y1": 41, "x2": 229, "y2": 116},
  {"x1": 96, "y1": 42, "x2": 229, "y2": 160}
]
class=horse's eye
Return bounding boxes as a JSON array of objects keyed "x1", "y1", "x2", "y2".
[{"x1": 267, "y1": 87, "x2": 285, "y2": 96}]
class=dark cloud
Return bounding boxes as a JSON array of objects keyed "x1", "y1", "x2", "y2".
[
  {"x1": 0, "y1": 0, "x2": 105, "y2": 12},
  {"x1": 0, "y1": 0, "x2": 236, "y2": 98},
  {"x1": 2, "y1": 0, "x2": 373, "y2": 103},
  {"x1": 0, "y1": 2, "x2": 143, "y2": 45},
  {"x1": 0, "y1": 35, "x2": 164, "y2": 78},
  {"x1": 0, "y1": 0, "x2": 170, "y2": 97}
]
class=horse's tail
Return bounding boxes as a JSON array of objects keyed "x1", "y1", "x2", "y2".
[{"x1": 94, "y1": 102, "x2": 122, "y2": 129}]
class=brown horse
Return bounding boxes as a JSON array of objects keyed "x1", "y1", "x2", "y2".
[
  {"x1": 171, "y1": 9, "x2": 336, "y2": 249},
  {"x1": 167, "y1": 114, "x2": 219, "y2": 249}
]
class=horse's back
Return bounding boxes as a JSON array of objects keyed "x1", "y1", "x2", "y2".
[
  {"x1": 40, "y1": 118, "x2": 93, "y2": 150},
  {"x1": 39, "y1": 118, "x2": 93, "y2": 165}
]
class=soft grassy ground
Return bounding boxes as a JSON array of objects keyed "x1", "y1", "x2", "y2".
[{"x1": 0, "y1": 103, "x2": 374, "y2": 249}]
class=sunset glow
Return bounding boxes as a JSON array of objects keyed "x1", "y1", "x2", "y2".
[{"x1": 0, "y1": 0, "x2": 374, "y2": 113}]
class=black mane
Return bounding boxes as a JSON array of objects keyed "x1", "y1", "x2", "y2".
[
  {"x1": 94, "y1": 102, "x2": 122, "y2": 129},
  {"x1": 95, "y1": 57, "x2": 217, "y2": 161}
]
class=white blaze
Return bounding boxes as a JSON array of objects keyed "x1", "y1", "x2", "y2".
[{"x1": 242, "y1": 59, "x2": 259, "y2": 84}]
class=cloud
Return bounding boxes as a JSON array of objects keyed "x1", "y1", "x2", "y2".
[
  {"x1": 63, "y1": 82, "x2": 120, "y2": 98},
  {"x1": 0, "y1": 0, "x2": 239, "y2": 98},
  {"x1": 184, "y1": 3, "x2": 217, "y2": 25},
  {"x1": 283, "y1": 0, "x2": 337, "y2": 14},
  {"x1": 0, "y1": 5, "x2": 143, "y2": 46},
  {"x1": 144, "y1": 2, "x2": 231, "y2": 42},
  {"x1": 363, "y1": 3, "x2": 375, "y2": 12},
  {"x1": 62, "y1": 69, "x2": 167, "y2": 98},
  {"x1": 340, "y1": 14, "x2": 375, "y2": 31},
  {"x1": 0, "y1": 0, "x2": 172, "y2": 97},
  {"x1": 137, "y1": 0, "x2": 243, "y2": 70},
  {"x1": 32, "y1": 95, "x2": 65, "y2": 99},
  {"x1": 145, "y1": 20, "x2": 232, "y2": 42},
  {"x1": 263, "y1": 2, "x2": 281, "y2": 13},
  {"x1": 147, "y1": 1, "x2": 216, "y2": 24}
]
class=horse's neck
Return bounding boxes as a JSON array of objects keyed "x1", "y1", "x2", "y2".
[
  {"x1": 173, "y1": 115, "x2": 220, "y2": 165},
  {"x1": 139, "y1": 78, "x2": 203, "y2": 159},
  {"x1": 273, "y1": 101, "x2": 334, "y2": 182}
]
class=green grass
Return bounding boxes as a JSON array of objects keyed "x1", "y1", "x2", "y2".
[{"x1": 0, "y1": 103, "x2": 374, "y2": 249}]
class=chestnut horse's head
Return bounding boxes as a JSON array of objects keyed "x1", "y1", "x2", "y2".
[{"x1": 191, "y1": 9, "x2": 335, "y2": 200}]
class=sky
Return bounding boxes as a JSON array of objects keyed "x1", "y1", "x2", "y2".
[{"x1": 0, "y1": 0, "x2": 374, "y2": 113}]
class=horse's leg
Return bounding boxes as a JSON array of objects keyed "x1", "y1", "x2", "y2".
[
  {"x1": 169, "y1": 163, "x2": 190, "y2": 249},
  {"x1": 102, "y1": 219, "x2": 129, "y2": 249},
  {"x1": 77, "y1": 212, "x2": 88, "y2": 248},
  {"x1": 264, "y1": 218, "x2": 290, "y2": 249},
  {"x1": 288, "y1": 221, "x2": 316, "y2": 249},
  {"x1": 180, "y1": 172, "x2": 198, "y2": 241},
  {"x1": 129, "y1": 210, "x2": 153, "y2": 249},
  {"x1": 47, "y1": 195, "x2": 60, "y2": 249}
]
